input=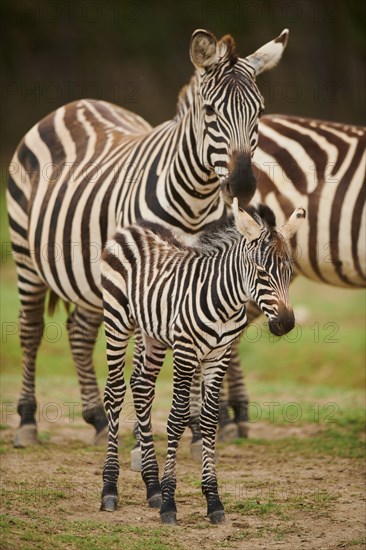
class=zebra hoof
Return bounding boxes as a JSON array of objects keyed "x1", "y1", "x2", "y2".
[
  {"x1": 217, "y1": 422, "x2": 238, "y2": 443},
  {"x1": 237, "y1": 421, "x2": 249, "y2": 439},
  {"x1": 100, "y1": 495, "x2": 118, "y2": 512},
  {"x1": 13, "y1": 424, "x2": 39, "y2": 448},
  {"x1": 94, "y1": 426, "x2": 108, "y2": 446},
  {"x1": 208, "y1": 510, "x2": 226, "y2": 524},
  {"x1": 148, "y1": 492, "x2": 162, "y2": 509},
  {"x1": 190, "y1": 439, "x2": 202, "y2": 462},
  {"x1": 161, "y1": 511, "x2": 177, "y2": 525},
  {"x1": 130, "y1": 446, "x2": 142, "y2": 472}
]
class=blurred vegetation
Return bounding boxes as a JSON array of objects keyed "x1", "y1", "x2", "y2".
[{"x1": 1, "y1": 0, "x2": 365, "y2": 163}]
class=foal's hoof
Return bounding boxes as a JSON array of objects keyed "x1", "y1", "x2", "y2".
[
  {"x1": 100, "y1": 495, "x2": 118, "y2": 512},
  {"x1": 217, "y1": 422, "x2": 238, "y2": 443},
  {"x1": 94, "y1": 426, "x2": 108, "y2": 446},
  {"x1": 148, "y1": 492, "x2": 162, "y2": 509},
  {"x1": 208, "y1": 510, "x2": 226, "y2": 524},
  {"x1": 14, "y1": 424, "x2": 39, "y2": 448},
  {"x1": 161, "y1": 511, "x2": 177, "y2": 525},
  {"x1": 237, "y1": 421, "x2": 249, "y2": 439},
  {"x1": 190, "y1": 439, "x2": 202, "y2": 462},
  {"x1": 130, "y1": 446, "x2": 142, "y2": 472}
]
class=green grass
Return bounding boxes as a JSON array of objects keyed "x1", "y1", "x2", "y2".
[{"x1": 0, "y1": 515, "x2": 182, "y2": 550}]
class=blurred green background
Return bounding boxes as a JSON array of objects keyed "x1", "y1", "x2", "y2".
[
  {"x1": 1, "y1": 0, "x2": 365, "y2": 163},
  {"x1": 0, "y1": 1, "x2": 365, "y2": 432}
]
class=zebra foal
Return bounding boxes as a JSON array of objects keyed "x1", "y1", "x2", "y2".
[{"x1": 100, "y1": 199, "x2": 305, "y2": 524}]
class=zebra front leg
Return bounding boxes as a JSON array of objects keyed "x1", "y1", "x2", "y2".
[
  {"x1": 188, "y1": 362, "x2": 203, "y2": 461},
  {"x1": 129, "y1": 330, "x2": 144, "y2": 472},
  {"x1": 160, "y1": 347, "x2": 197, "y2": 525},
  {"x1": 100, "y1": 324, "x2": 131, "y2": 512},
  {"x1": 130, "y1": 336, "x2": 166, "y2": 508},
  {"x1": 67, "y1": 306, "x2": 108, "y2": 444},
  {"x1": 201, "y1": 349, "x2": 231, "y2": 524}
]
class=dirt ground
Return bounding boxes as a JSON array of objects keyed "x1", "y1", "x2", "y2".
[{"x1": 1, "y1": 411, "x2": 365, "y2": 550}]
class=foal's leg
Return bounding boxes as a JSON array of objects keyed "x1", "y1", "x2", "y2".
[
  {"x1": 130, "y1": 330, "x2": 144, "y2": 471},
  {"x1": 67, "y1": 306, "x2": 107, "y2": 443},
  {"x1": 130, "y1": 336, "x2": 166, "y2": 508},
  {"x1": 188, "y1": 362, "x2": 203, "y2": 461},
  {"x1": 100, "y1": 311, "x2": 133, "y2": 512},
  {"x1": 201, "y1": 348, "x2": 231, "y2": 524},
  {"x1": 160, "y1": 345, "x2": 197, "y2": 525}
]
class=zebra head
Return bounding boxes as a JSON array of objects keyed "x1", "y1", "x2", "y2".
[
  {"x1": 189, "y1": 29, "x2": 289, "y2": 209},
  {"x1": 232, "y1": 198, "x2": 306, "y2": 336}
]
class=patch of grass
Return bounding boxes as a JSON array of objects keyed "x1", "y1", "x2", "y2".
[{"x1": 0, "y1": 514, "x2": 183, "y2": 550}]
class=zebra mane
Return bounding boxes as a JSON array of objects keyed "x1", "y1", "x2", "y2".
[
  {"x1": 176, "y1": 74, "x2": 199, "y2": 120},
  {"x1": 136, "y1": 204, "x2": 277, "y2": 257},
  {"x1": 195, "y1": 204, "x2": 277, "y2": 254},
  {"x1": 136, "y1": 220, "x2": 186, "y2": 250}
]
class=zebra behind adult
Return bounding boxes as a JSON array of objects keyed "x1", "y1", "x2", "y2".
[
  {"x1": 7, "y1": 28, "x2": 289, "y2": 447},
  {"x1": 217, "y1": 115, "x2": 366, "y2": 438},
  {"x1": 100, "y1": 199, "x2": 305, "y2": 524}
]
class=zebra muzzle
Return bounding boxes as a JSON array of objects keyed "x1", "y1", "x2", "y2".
[
  {"x1": 268, "y1": 307, "x2": 295, "y2": 336},
  {"x1": 219, "y1": 152, "x2": 257, "y2": 209}
]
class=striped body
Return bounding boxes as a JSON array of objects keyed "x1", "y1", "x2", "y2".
[
  {"x1": 255, "y1": 115, "x2": 366, "y2": 287},
  {"x1": 7, "y1": 26, "x2": 290, "y2": 446},
  {"x1": 100, "y1": 205, "x2": 302, "y2": 523}
]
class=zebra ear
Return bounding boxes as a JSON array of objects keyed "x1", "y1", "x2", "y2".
[
  {"x1": 232, "y1": 198, "x2": 261, "y2": 241},
  {"x1": 190, "y1": 29, "x2": 218, "y2": 69},
  {"x1": 278, "y1": 207, "x2": 306, "y2": 241},
  {"x1": 245, "y1": 29, "x2": 289, "y2": 76}
]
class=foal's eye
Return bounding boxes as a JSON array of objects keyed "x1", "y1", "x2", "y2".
[
  {"x1": 258, "y1": 107, "x2": 265, "y2": 118},
  {"x1": 204, "y1": 104, "x2": 216, "y2": 116},
  {"x1": 258, "y1": 269, "x2": 267, "y2": 278}
]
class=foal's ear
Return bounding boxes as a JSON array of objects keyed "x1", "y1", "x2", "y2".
[
  {"x1": 245, "y1": 29, "x2": 289, "y2": 76},
  {"x1": 190, "y1": 29, "x2": 219, "y2": 69},
  {"x1": 232, "y1": 198, "x2": 261, "y2": 241},
  {"x1": 278, "y1": 207, "x2": 306, "y2": 241}
]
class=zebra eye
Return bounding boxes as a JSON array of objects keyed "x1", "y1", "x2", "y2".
[
  {"x1": 204, "y1": 104, "x2": 216, "y2": 116},
  {"x1": 258, "y1": 269, "x2": 267, "y2": 278},
  {"x1": 258, "y1": 107, "x2": 265, "y2": 118}
]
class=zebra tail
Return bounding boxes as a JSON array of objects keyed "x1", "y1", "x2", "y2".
[{"x1": 47, "y1": 290, "x2": 70, "y2": 317}]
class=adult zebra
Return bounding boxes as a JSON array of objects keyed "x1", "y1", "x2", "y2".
[
  {"x1": 218, "y1": 114, "x2": 366, "y2": 438},
  {"x1": 7, "y1": 28, "x2": 289, "y2": 447},
  {"x1": 100, "y1": 200, "x2": 305, "y2": 524}
]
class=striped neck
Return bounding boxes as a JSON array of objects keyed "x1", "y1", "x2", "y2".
[{"x1": 155, "y1": 84, "x2": 226, "y2": 236}]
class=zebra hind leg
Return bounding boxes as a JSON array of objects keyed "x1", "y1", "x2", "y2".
[
  {"x1": 14, "y1": 303, "x2": 46, "y2": 447},
  {"x1": 130, "y1": 336, "x2": 166, "y2": 509},
  {"x1": 67, "y1": 306, "x2": 108, "y2": 444},
  {"x1": 13, "y1": 253, "x2": 48, "y2": 448},
  {"x1": 226, "y1": 303, "x2": 262, "y2": 439}
]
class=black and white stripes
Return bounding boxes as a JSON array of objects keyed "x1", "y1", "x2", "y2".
[
  {"x1": 7, "y1": 28, "x2": 288, "y2": 446},
  {"x1": 100, "y1": 200, "x2": 304, "y2": 524}
]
